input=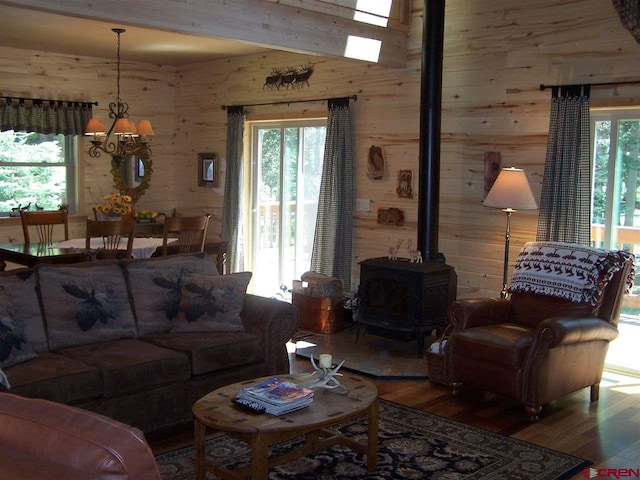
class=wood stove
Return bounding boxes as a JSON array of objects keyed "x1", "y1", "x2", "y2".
[
  {"x1": 356, "y1": 0, "x2": 456, "y2": 357},
  {"x1": 357, "y1": 257, "x2": 456, "y2": 356}
]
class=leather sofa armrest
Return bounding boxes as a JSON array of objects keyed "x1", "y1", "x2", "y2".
[
  {"x1": 0, "y1": 393, "x2": 162, "y2": 480},
  {"x1": 448, "y1": 298, "x2": 513, "y2": 330},
  {"x1": 536, "y1": 316, "x2": 619, "y2": 347},
  {"x1": 241, "y1": 294, "x2": 300, "y2": 373}
]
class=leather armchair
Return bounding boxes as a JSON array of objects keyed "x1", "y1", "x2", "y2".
[
  {"x1": 446, "y1": 242, "x2": 634, "y2": 421},
  {"x1": 0, "y1": 393, "x2": 162, "y2": 479}
]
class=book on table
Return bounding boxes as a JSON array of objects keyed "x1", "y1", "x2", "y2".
[{"x1": 236, "y1": 377, "x2": 314, "y2": 415}]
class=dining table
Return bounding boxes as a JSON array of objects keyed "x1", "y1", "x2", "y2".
[
  {"x1": 0, "y1": 242, "x2": 89, "y2": 271},
  {"x1": 0, "y1": 237, "x2": 174, "y2": 271},
  {"x1": 54, "y1": 237, "x2": 174, "y2": 259}
]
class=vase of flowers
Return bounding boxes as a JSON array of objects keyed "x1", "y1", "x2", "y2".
[{"x1": 94, "y1": 193, "x2": 134, "y2": 219}]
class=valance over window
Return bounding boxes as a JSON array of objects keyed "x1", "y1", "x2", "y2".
[{"x1": 0, "y1": 98, "x2": 93, "y2": 136}]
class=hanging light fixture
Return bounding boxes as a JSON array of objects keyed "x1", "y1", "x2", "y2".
[{"x1": 85, "y1": 28, "x2": 153, "y2": 159}]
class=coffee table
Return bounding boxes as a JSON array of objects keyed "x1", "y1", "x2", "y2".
[{"x1": 192, "y1": 372, "x2": 378, "y2": 480}]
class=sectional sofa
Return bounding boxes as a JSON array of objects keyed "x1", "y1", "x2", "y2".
[{"x1": 0, "y1": 252, "x2": 299, "y2": 433}]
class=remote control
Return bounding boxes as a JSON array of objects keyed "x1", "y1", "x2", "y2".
[{"x1": 232, "y1": 397, "x2": 266, "y2": 414}]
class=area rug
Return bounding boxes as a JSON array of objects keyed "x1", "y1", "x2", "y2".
[
  {"x1": 294, "y1": 328, "x2": 432, "y2": 379},
  {"x1": 156, "y1": 399, "x2": 590, "y2": 480}
]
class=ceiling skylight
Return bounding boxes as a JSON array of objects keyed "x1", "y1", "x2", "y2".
[
  {"x1": 344, "y1": 35, "x2": 382, "y2": 62},
  {"x1": 353, "y1": 0, "x2": 392, "y2": 27}
]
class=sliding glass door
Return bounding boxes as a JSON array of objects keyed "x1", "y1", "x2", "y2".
[
  {"x1": 591, "y1": 108, "x2": 640, "y2": 376},
  {"x1": 249, "y1": 121, "x2": 326, "y2": 297}
]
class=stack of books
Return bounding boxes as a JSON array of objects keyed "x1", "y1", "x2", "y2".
[{"x1": 236, "y1": 377, "x2": 314, "y2": 415}]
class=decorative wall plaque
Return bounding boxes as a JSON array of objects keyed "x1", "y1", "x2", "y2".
[{"x1": 377, "y1": 207, "x2": 405, "y2": 226}]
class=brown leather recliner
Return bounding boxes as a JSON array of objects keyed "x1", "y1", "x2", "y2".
[
  {"x1": 0, "y1": 393, "x2": 163, "y2": 479},
  {"x1": 446, "y1": 242, "x2": 634, "y2": 421}
]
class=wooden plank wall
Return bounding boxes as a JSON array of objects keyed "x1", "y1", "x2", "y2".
[
  {"x1": 0, "y1": 0, "x2": 638, "y2": 299},
  {"x1": 174, "y1": 0, "x2": 639, "y2": 296}
]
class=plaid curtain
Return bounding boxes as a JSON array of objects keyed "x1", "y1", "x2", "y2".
[
  {"x1": 221, "y1": 106, "x2": 246, "y2": 272},
  {"x1": 0, "y1": 98, "x2": 92, "y2": 135},
  {"x1": 612, "y1": 0, "x2": 640, "y2": 44},
  {"x1": 311, "y1": 97, "x2": 354, "y2": 289},
  {"x1": 536, "y1": 86, "x2": 591, "y2": 245}
]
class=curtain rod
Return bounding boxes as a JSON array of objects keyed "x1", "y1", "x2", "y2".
[
  {"x1": 1, "y1": 95, "x2": 98, "y2": 106},
  {"x1": 221, "y1": 94, "x2": 357, "y2": 110},
  {"x1": 540, "y1": 80, "x2": 640, "y2": 90}
]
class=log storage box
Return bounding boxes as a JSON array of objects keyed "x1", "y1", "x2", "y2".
[{"x1": 292, "y1": 292, "x2": 344, "y2": 334}]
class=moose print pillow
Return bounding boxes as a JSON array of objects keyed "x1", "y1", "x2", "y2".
[
  {"x1": 37, "y1": 263, "x2": 136, "y2": 350},
  {"x1": 170, "y1": 272, "x2": 252, "y2": 333},
  {"x1": 125, "y1": 253, "x2": 219, "y2": 336},
  {"x1": 0, "y1": 270, "x2": 47, "y2": 368}
]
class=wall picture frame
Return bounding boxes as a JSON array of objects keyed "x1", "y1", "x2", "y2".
[{"x1": 198, "y1": 153, "x2": 218, "y2": 188}]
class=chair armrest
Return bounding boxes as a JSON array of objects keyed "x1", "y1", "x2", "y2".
[
  {"x1": 536, "y1": 316, "x2": 619, "y2": 347},
  {"x1": 241, "y1": 294, "x2": 300, "y2": 373},
  {"x1": 448, "y1": 298, "x2": 513, "y2": 330}
]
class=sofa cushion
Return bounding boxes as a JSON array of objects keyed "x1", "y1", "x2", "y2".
[
  {"x1": 3, "y1": 352, "x2": 101, "y2": 404},
  {"x1": 0, "y1": 270, "x2": 47, "y2": 368},
  {"x1": 57, "y1": 339, "x2": 191, "y2": 397},
  {"x1": 142, "y1": 331, "x2": 264, "y2": 376},
  {"x1": 124, "y1": 253, "x2": 219, "y2": 336},
  {"x1": 510, "y1": 293, "x2": 596, "y2": 329},
  {"x1": 171, "y1": 272, "x2": 252, "y2": 333},
  {"x1": 452, "y1": 324, "x2": 534, "y2": 368},
  {"x1": 37, "y1": 263, "x2": 136, "y2": 350}
]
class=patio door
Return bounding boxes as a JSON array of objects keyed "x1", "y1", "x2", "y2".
[
  {"x1": 591, "y1": 108, "x2": 640, "y2": 376},
  {"x1": 249, "y1": 121, "x2": 326, "y2": 298}
]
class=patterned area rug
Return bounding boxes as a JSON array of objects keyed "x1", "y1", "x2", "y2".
[{"x1": 156, "y1": 400, "x2": 590, "y2": 480}]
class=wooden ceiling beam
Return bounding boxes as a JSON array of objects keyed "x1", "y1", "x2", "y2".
[{"x1": 0, "y1": 0, "x2": 408, "y2": 68}]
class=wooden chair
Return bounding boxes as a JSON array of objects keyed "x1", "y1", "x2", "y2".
[
  {"x1": 160, "y1": 214, "x2": 211, "y2": 256},
  {"x1": 85, "y1": 218, "x2": 136, "y2": 260},
  {"x1": 20, "y1": 209, "x2": 69, "y2": 244}
]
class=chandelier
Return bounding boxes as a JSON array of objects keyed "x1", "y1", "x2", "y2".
[{"x1": 84, "y1": 28, "x2": 153, "y2": 159}]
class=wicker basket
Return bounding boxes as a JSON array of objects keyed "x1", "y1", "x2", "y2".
[{"x1": 425, "y1": 324, "x2": 453, "y2": 386}]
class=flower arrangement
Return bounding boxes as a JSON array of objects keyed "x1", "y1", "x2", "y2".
[{"x1": 94, "y1": 192, "x2": 134, "y2": 217}]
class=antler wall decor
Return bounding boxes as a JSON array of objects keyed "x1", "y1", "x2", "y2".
[{"x1": 263, "y1": 64, "x2": 313, "y2": 90}]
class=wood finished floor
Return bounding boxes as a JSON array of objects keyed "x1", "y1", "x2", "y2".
[{"x1": 149, "y1": 354, "x2": 640, "y2": 479}]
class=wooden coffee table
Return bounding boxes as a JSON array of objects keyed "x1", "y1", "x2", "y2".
[{"x1": 192, "y1": 372, "x2": 378, "y2": 480}]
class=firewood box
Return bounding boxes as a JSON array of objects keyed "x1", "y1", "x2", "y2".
[{"x1": 292, "y1": 292, "x2": 344, "y2": 334}]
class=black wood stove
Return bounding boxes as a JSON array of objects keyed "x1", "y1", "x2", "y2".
[{"x1": 356, "y1": 0, "x2": 456, "y2": 356}]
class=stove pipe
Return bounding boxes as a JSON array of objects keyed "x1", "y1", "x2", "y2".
[{"x1": 417, "y1": 0, "x2": 445, "y2": 261}]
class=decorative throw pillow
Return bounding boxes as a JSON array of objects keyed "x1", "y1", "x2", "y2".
[
  {"x1": 170, "y1": 272, "x2": 252, "y2": 333},
  {"x1": 0, "y1": 270, "x2": 47, "y2": 368},
  {"x1": 125, "y1": 253, "x2": 220, "y2": 336},
  {"x1": 37, "y1": 263, "x2": 136, "y2": 350},
  {"x1": 509, "y1": 241, "x2": 635, "y2": 305}
]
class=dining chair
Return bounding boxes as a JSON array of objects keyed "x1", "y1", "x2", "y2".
[
  {"x1": 20, "y1": 209, "x2": 69, "y2": 244},
  {"x1": 85, "y1": 218, "x2": 136, "y2": 260},
  {"x1": 160, "y1": 214, "x2": 211, "y2": 256}
]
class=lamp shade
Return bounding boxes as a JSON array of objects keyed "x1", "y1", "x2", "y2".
[
  {"x1": 84, "y1": 118, "x2": 107, "y2": 135},
  {"x1": 136, "y1": 120, "x2": 154, "y2": 136},
  {"x1": 113, "y1": 118, "x2": 132, "y2": 135},
  {"x1": 483, "y1": 167, "x2": 538, "y2": 210}
]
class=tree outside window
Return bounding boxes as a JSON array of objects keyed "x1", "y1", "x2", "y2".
[{"x1": 0, "y1": 130, "x2": 74, "y2": 214}]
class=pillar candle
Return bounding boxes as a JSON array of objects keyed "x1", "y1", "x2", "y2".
[{"x1": 319, "y1": 354, "x2": 332, "y2": 368}]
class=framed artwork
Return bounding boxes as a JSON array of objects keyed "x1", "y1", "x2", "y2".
[
  {"x1": 396, "y1": 170, "x2": 413, "y2": 198},
  {"x1": 198, "y1": 153, "x2": 218, "y2": 188}
]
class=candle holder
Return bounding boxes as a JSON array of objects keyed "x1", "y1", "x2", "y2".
[{"x1": 308, "y1": 354, "x2": 346, "y2": 390}]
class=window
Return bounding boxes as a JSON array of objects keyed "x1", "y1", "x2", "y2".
[
  {"x1": 248, "y1": 120, "x2": 326, "y2": 297},
  {"x1": 590, "y1": 107, "x2": 640, "y2": 376},
  {"x1": 0, "y1": 130, "x2": 76, "y2": 215}
]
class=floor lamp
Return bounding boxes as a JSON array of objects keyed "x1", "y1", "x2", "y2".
[{"x1": 483, "y1": 167, "x2": 538, "y2": 298}]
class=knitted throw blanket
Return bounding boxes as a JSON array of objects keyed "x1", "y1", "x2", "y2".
[{"x1": 509, "y1": 241, "x2": 635, "y2": 305}]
